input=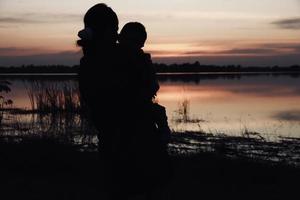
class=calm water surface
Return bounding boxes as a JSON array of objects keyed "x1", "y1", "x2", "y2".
[{"x1": 1, "y1": 73, "x2": 300, "y2": 139}]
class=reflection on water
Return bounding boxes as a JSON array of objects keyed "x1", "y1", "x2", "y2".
[
  {"x1": 1, "y1": 74, "x2": 300, "y2": 141},
  {"x1": 0, "y1": 77, "x2": 97, "y2": 148},
  {"x1": 157, "y1": 74, "x2": 300, "y2": 139}
]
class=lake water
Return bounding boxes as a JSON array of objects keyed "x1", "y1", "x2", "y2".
[{"x1": 1, "y1": 73, "x2": 300, "y2": 140}]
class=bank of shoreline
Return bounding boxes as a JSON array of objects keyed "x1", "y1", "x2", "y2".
[{"x1": 0, "y1": 133, "x2": 299, "y2": 200}]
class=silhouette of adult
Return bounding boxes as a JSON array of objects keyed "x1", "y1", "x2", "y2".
[
  {"x1": 77, "y1": 4, "x2": 127, "y2": 199},
  {"x1": 78, "y1": 4, "x2": 120, "y2": 156},
  {"x1": 78, "y1": 3, "x2": 171, "y2": 199}
]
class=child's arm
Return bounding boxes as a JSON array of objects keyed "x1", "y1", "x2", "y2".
[{"x1": 143, "y1": 53, "x2": 160, "y2": 98}]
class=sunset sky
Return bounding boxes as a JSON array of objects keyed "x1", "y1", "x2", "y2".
[{"x1": 0, "y1": 0, "x2": 299, "y2": 66}]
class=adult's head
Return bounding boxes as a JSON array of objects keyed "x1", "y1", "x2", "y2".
[{"x1": 77, "y1": 3, "x2": 119, "y2": 53}]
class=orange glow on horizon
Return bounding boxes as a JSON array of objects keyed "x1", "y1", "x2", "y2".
[{"x1": 0, "y1": 0, "x2": 299, "y2": 66}]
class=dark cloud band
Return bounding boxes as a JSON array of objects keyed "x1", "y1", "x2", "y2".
[
  {"x1": 272, "y1": 17, "x2": 300, "y2": 30},
  {"x1": 0, "y1": 13, "x2": 82, "y2": 24},
  {"x1": 273, "y1": 110, "x2": 300, "y2": 122}
]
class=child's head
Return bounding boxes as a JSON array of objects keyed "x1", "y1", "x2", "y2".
[{"x1": 119, "y1": 22, "x2": 147, "y2": 49}]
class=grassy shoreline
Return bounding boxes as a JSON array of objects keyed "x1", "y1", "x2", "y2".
[{"x1": 1, "y1": 133, "x2": 299, "y2": 200}]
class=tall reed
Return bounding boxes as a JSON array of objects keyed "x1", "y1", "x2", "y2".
[{"x1": 26, "y1": 81, "x2": 80, "y2": 113}]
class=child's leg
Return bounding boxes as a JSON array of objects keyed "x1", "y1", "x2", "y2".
[{"x1": 152, "y1": 103, "x2": 171, "y2": 144}]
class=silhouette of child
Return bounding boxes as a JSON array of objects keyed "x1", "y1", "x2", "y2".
[{"x1": 119, "y1": 22, "x2": 171, "y2": 145}]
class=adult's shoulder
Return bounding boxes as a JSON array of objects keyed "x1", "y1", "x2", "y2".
[
  {"x1": 114, "y1": 44, "x2": 132, "y2": 65},
  {"x1": 141, "y1": 51, "x2": 151, "y2": 60},
  {"x1": 115, "y1": 44, "x2": 126, "y2": 56},
  {"x1": 140, "y1": 52, "x2": 153, "y2": 65}
]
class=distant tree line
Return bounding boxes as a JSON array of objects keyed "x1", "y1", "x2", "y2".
[
  {"x1": 153, "y1": 62, "x2": 300, "y2": 73},
  {"x1": 0, "y1": 62, "x2": 300, "y2": 73},
  {"x1": 0, "y1": 65, "x2": 79, "y2": 74}
]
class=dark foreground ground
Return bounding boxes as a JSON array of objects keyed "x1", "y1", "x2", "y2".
[{"x1": 0, "y1": 138, "x2": 299, "y2": 200}]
